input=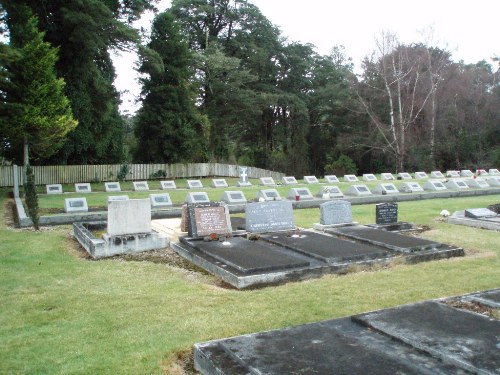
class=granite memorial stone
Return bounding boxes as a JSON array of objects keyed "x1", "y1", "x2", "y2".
[
  {"x1": 150, "y1": 193, "x2": 172, "y2": 208},
  {"x1": 320, "y1": 200, "x2": 352, "y2": 225},
  {"x1": 376, "y1": 203, "x2": 398, "y2": 225},
  {"x1": 245, "y1": 200, "x2": 294, "y2": 233},
  {"x1": 186, "y1": 192, "x2": 210, "y2": 203},
  {"x1": 187, "y1": 202, "x2": 232, "y2": 238}
]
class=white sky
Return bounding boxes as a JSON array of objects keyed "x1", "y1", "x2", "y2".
[{"x1": 113, "y1": 0, "x2": 499, "y2": 114}]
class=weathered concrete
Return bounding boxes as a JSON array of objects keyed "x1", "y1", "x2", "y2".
[{"x1": 448, "y1": 210, "x2": 500, "y2": 231}]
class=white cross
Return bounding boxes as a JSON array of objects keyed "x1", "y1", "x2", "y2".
[{"x1": 239, "y1": 167, "x2": 248, "y2": 182}]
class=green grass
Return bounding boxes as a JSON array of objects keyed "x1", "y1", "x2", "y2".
[{"x1": 1, "y1": 189, "x2": 499, "y2": 374}]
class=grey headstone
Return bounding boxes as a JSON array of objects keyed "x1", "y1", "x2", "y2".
[
  {"x1": 75, "y1": 183, "x2": 91, "y2": 193},
  {"x1": 317, "y1": 186, "x2": 343, "y2": 199},
  {"x1": 465, "y1": 178, "x2": 489, "y2": 188},
  {"x1": 107, "y1": 199, "x2": 151, "y2": 236},
  {"x1": 398, "y1": 173, "x2": 412, "y2": 180},
  {"x1": 362, "y1": 174, "x2": 377, "y2": 181},
  {"x1": 320, "y1": 200, "x2": 352, "y2": 225},
  {"x1": 238, "y1": 166, "x2": 252, "y2": 186},
  {"x1": 282, "y1": 176, "x2": 298, "y2": 185},
  {"x1": 304, "y1": 176, "x2": 319, "y2": 184},
  {"x1": 376, "y1": 203, "x2": 398, "y2": 225},
  {"x1": 430, "y1": 171, "x2": 444, "y2": 178},
  {"x1": 324, "y1": 175, "x2": 339, "y2": 183},
  {"x1": 133, "y1": 181, "x2": 149, "y2": 191},
  {"x1": 414, "y1": 172, "x2": 428, "y2": 179},
  {"x1": 257, "y1": 189, "x2": 282, "y2": 201},
  {"x1": 246, "y1": 201, "x2": 294, "y2": 233},
  {"x1": 221, "y1": 190, "x2": 247, "y2": 204},
  {"x1": 211, "y1": 179, "x2": 228, "y2": 188},
  {"x1": 287, "y1": 188, "x2": 313, "y2": 200},
  {"x1": 446, "y1": 170, "x2": 460, "y2": 178},
  {"x1": 259, "y1": 177, "x2": 276, "y2": 186},
  {"x1": 185, "y1": 192, "x2": 210, "y2": 203},
  {"x1": 381, "y1": 173, "x2": 395, "y2": 180},
  {"x1": 187, "y1": 180, "x2": 203, "y2": 189},
  {"x1": 464, "y1": 208, "x2": 497, "y2": 219},
  {"x1": 344, "y1": 174, "x2": 358, "y2": 182}
]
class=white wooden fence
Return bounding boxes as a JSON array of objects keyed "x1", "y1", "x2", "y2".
[{"x1": 0, "y1": 163, "x2": 285, "y2": 187}]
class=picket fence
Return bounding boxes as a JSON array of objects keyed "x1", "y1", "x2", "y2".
[{"x1": 0, "y1": 163, "x2": 285, "y2": 187}]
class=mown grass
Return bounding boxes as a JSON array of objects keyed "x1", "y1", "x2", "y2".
[{"x1": 1, "y1": 189, "x2": 499, "y2": 374}]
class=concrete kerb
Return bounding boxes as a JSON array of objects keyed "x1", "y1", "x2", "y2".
[{"x1": 13, "y1": 187, "x2": 500, "y2": 227}]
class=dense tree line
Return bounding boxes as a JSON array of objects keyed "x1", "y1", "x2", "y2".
[{"x1": 1, "y1": 0, "x2": 498, "y2": 174}]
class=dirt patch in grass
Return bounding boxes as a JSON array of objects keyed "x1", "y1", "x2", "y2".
[
  {"x1": 161, "y1": 349, "x2": 199, "y2": 375},
  {"x1": 446, "y1": 300, "x2": 499, "y2": 320},
  {"x1": 4, "y1": 198, "x2": 16, "y2": 228}
]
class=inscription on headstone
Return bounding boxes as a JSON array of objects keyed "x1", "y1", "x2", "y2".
[
  {"x1": 363, "y1": 174, "x2": 377, "y2": 181},
  {"x1": 186, "y1": 192, "x2": 210, "y2": 203},
  {"x1": 324, "y1": 175, "x2": 339, "y2": 183},
  {"x1": 282, "y1": 176, "x2": 298, "y2": 185},
  {"x1": 376, "y1": 203, "x2": 398, "y2": 225},
  {"x1": 133, "y1": 181, "x2": 149, "y2": 191},
  {"x1": 187, "y1": 202, "x2": 232, "y2": 238},
  {"x1": 105, "y1": 182, "x2": 121, "y2": 192},
  {"x1": 257, "y1": 189, "x2": 281, "y2": 201},
  {"x1": 221, "y1": 190, "x2": 247, "y2": 204},
  {"x1": 150, "y1": 193, "x2": 172, "y2": 207},
  {"x1": 320, "y1": 200, "x2": 352, "y2": 225},
  {"x1": 160, "y1": 180, "x2": 177, "y2": 190},
  {"x1": 304, "y1": 176, "x2": 319, "y2": 184},
  {"x1": 64, "y1": 197, "x2": 88, "y2": 213},
  {"x1": 259, "y1": 177, "x2": 276, "y2": 186},
  {"x1": 381, "y1": 173, "x2": 395, "y2": 180},
  {"x1": 187, "y1": 180, "x2": 203, "y2": 189},
  {"x1": 46, "y1": 184, "x2": 63, "y2": 194},
  {"x1": 75, "y1": 183, "x2": 91, "y2": 193},
  {"x1": 246, "y1": 201, "x2": 294, "y2": 233}
]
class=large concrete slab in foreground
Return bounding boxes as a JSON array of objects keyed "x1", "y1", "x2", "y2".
[{"x1": 194, "y1": 289, "x2": 500, "y2": 374}]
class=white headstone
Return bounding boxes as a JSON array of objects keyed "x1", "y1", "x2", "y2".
[
  {"x1": 105, "y1": 182, "x2": 121, "y2": 192},
  {"x1": 488, "y1": 168, "x2": 499, "y2": 175},
  {"x1": 446, "y1": 170, "x2": 460, "y2": 178},
  {"x1": 400, "y1": 182, "x2": 424, "y2": 193},
  {"x1": 444, "y1": 179, "x2": 469, "y2": 189},
  {"x1": 238, "y1": 166, "x2": 252, "y2": 187},
  {"x1": 414, "y1": 172, "x2": 428, "y2": 179},
  {"x1": 150, "y1": 193, "x2": 172, "y2": 208},
  {"x1": 372, "y1": 183, "x2": 400, "y2": 195},
  {"x1": 259, "y1": 177, "x2": 276, "y2": 186},
  {"x1": 107, "y1": 199, "x2": 151, "y2": 236},
  {"x1": 320, "y1": 200, "x2": 352, "y2": 225},
  {"x1": 380, "y1": 173, "x2": 395, "y2": 180},
  {"x1": 423, "y1": 180, "x2": 447, "y2": 191},
  {"x1": 465, "y1": 178, "x2": 489, "y2": 188},
  {"x1": 430, "y1": 171, "x2": 444, "y2": 178},
  {"x1": 257, "y1": 189, "x2": 282, "y2": 201},
  {"x1": 187, "y1": 179, "x2": 204, "y2": 189},
  {"x1": 324, "y1": 175, "x2": 339, "y2": 183},
  {"x1": 287, "y1": 187, "x2": 314, "y2": 200},
  {"x1": 221, "y1": 190, "x2": 247, "y2": 204},
  {"x1": 160, "y1": 180, "x2": 177, "y2": 190},
  {"x1": 107, "y1": 195, "x2": 129, "y2": 204},
  {"x1": 477, "y1": 169, "x2": 488, "y2": 176},
  {"x1": 346, "y1": 184, "x2": 372, "y2": 196},
  {"x1": 133, "y1": 181, "x2": 149, "y2": 191},
  {"x1": 344, "y1": 174, "x2": 358, "y2": 182},
  {"x1": 486, "y1": 177, "x2": 500, "y2": 186},
  {"x1": 317, "y1": 186, "x2": 344, "y2": 199},
  {"x1": 64, "y1": 197, "x2": 88, "y2": 213},
  {"x1": 362, "y1": 174, "x2": 377, "y2": 181},
  {"x1": 460, "y1": 170, "x2": 474, "y2": 177},
  {"x1": 185, "y1": 192, "x2": 210, "y2": 203},
  {"x1": 398, "y1": 172, "x2": 412, "y2": 180},
  {"x1": 303, "y1": 175, "x2": 319, "y2": 184},
  {"x1": 75, "y1": 183, "x2": 91, "y2": 193},
  {"x1": 46, "y1": 184, "x2": 63, "y2": 194},
  {"x1": 282, "y1": 176, "x2": 298, "y2": 185},
  {"x1": 211, "y1": 179, "x2": 228, "y2": 188}
]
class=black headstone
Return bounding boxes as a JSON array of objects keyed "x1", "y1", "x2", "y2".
[{"x1": 376, "y1": 203, "x2": 398, "y2": 225}]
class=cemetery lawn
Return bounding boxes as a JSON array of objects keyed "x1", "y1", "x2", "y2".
[{"x1": 1, "y1": 189, "x2": 499, "y2": 374}]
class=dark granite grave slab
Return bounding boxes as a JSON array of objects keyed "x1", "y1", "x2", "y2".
[
  {"x1": 260, "y1": 231, "x2": 394, "y2": 263},
  {"x1": 180, "y1": 236, "x2": 309, "y2": 274},
  {"x1": 353, "y1": 301, "x2": 500, "y2": 374},
  {"x1": 194, "y1": 289, "x2": 500, "y2": 375},
  {"x1": 327, "y1": 226, "x2": 441, "y2": 252},
  {"x1": 465, "y1": 289, "x2": 500, "y2": 308}
]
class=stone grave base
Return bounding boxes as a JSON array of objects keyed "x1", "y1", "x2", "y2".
[
  {"x1": 194, "y1": 288, "x2": 500, "y2": 374},
  {"x1": 312, "y1": 222, "x2": 358, "y2": 231},
  {"x1": 365, "y1": 221, "x2": 415, "y2": 232},
  {"x1": 172, "y1": 227, "x2": 463, "y2": 289},
  {"x1": 447, "y1": 210, "x2": 500, "y2": 231},
  {"x1": 73, "y1": 221, "x2": 169, "y2": 259}
]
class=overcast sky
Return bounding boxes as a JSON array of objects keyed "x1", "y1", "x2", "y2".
[{"x1": 113, "y1": 0, "x2": 499, "y2": 114}]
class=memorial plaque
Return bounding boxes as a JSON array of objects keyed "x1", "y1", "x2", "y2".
[
  {"x1": 304, "y1": 176, "x2": 319, "y2": 184},
  {"x1": 346, "y1": 185, "x2": 372, "y2": 196},
  {"x1": 231, "y1": 193, "x2": 243, "y2": 200},
  {"x1": 150, "y1": 193, "x2": 172, "y2": 207},
  {"x1": 363, "y1": 174, "x2": 377, "y2": 181},
  {"x1": 376, "y1": 203, "x2": 398, "y2": 225},
  {"x1": 423, "y1": 180, "x2": 447, "y2": 191},
  {"x1": 246, "y1": 201, "x2": 294, "y2": 233},
  {"x1": 257, "y1": 189, "x2": 282, "y2": 201},
  {"x1": 133, "y1": 181, "x2": 149, "y2": 191},
  {"x1": 460, "y1": 170, "x2": 473, "y2": 177},
  {"x1": 381, "y1": 173, "x2": 395, "y2": 180},
  {"x1": 221, "y1": 190, "x2": 247, "y2": 204},
  {"x1": 318, "y1": 186, "x2": 343, "y2": 199},
  {"x1": 105, "y1": 182, "x2": 121, "y2": 192},
  {"x1": 287, "y1": 188, "x2": 313, "y2": 200},
  {"x1": 344, "y1": 174, "x2": 358, "y2": 182},
  {"x1": 47, "y1": 184, "x2": 63, "y2": 194},
  {"x1": 187, "y1": 180, "x2": 203, "y2": 189},
  {"x1": 465, "y1": 178, "x2": 489, "y2": 188},
  {"x1": 414, "y1": 172, "x2": 428, "y2": 179},
  {"x1": 64, "y1": 197, "x2": 88, "y2": 213},
  {"x1": 464, "y1": 208, "x2": 497, "y2": 219},
  {"x1": 107, "y1": 195, "x2": 129, "y2": 204},
  {"x1": 187, "y1": 202, "x2": 232, "y2": 238},
  {"x1": 160, "y1": 180, "x2": 177, "y2": 190},
  {"x1": 211, "y1": 179, "x2": 228, "y2": 188},
  {"x1": 373, "y1": 183, "x2": 399, "y2": 195},
  {"x1": 75, "y1": 183, "x2": 91, "y2": 193},
  {"x1": 445, "y1": 179, "x2": 468, "y2": 189},
  {"x1": 259, "y1": 177, "x2": 276, "y2": 186},
  {"x1": 486, "y1": 177, "x2": 500, "y2": 186},
  {"x1": 320, "y1": 200, "x2": 352, "y2": 225},
  {"x1": 186, "y1": 192, "x2": 210, "y2": 203},
  {"x1": 446, "y1": 170, "x2": 460, "y2": 178},
  {"x1": 400, "y1": 182, "x2": 424, "y2": 193},
  {"x1": 282, "y1": 176, "x2": 298, "y2": 185},
  {"x1": 398, "y1": 173, "x2": 412, "y2": 180},
  {"x1": 324, "y1": 175, "x2": 339, "y2": 183},
  {"x1": 488, "y1": 168, "x2": 499, "y2": 175},
  {"x1": 430, "y1": 171, "x2": 444, "y2": 178}
]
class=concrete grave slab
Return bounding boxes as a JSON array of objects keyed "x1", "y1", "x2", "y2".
[
  {"x1": 303, "y1": 175, "x2": 319, "y2": 184},
  {"x1": 259, "y1": 177, "x2": 275, "y2": 186},
  {"x1": 380, "y1": 173, "x2": 395, "y2": 180},
  {"x1": 75, "y1": 183, "x2": 91, "y2": 193},
  {"x1": 185, "y1": 192, "x2": 210, "y2": 204},
  {"x1": 46, "y1": 184, "x2": 63, "y2": 194},
  {"x1": 287, "y1": 187, "x2": 314, "y2": 201},
  {"x1": 220, "y1": 190, "x2": 247, "y2": 204},
  {"x1": 326, "y1": 226, "x2": 442, "y2": 253},
  {"x1": 211, "y1": 179, "x2": 228, "y2": 188},
  {"x1": 324, "y1": 175, "x2": 339, "y2": 183},
  {"x1": 399, "y1": 182, "x2": 424, "y2": 193},
  {"x1": 460, "y1": 169, "x2": 474, "y2": 177},
  {"x1": 344, "y1": 174, "x2": 358, "y2": 182},
  {"x1": 133, "y1": 181, "x2": 149, "y2": 191},
  {"x1": 446, "y1": 170, "x2": 460, "y2": 177},
  {"x1": 362, "y1": 173, "x2": 377, "y2": 181},
  {"x1": 246, "y1": 200, "x2": 294, "y2": 233},
  {"x1": 64, "y1": 197, "x2": 88, "y2": 213},
  {"x1": 346, "y1": 184, "x2": 372, "y2": 196},
  {"x1": 107, "y1": 199, "x2": 151, "y2": 236},
  {"x1": 448, "y1": 210, "x2": 500, "y2": 231},
  {"x1": 261, "y1": 231, "x2": 393, "y2": 263},
  {"x1": 105, "y1": 182, "x2": 121, "y2": 192},
  {"x1": 398, "y1": 172, "x2": 412, "y2": 180},
  {"x1": 352, "y1": 301, "x2": 500, "y2": 374},
  {"x1": 317, "y1": 186, "x2": 343, "y2": 199},
  {"x1": 257, "y1": 189, "x2": 282, "y2": 201},
  {"x1": 423, "y1": 180, "x2": 447, "y2": 191},
  {"x1": 282, "y1": 176, "x2": 298, "y2": 185},
  {"x1": 414, "y1": 171, "x2": 428, "y2": 179},
  {"x1": 149, "y1": 193, "x2": 172, "y2": 208},
  {"x1": 160, "y1": 180, "x2": 177, "y2": 190},
  {"x1": 466, "y1": 177, "x2": 489, "y2": 188},
  {"x1": 107, "y1": 195, "x2": 129, "y2": 204},
  {"x1": 445, "y1": 179, "x2": 469, "y2": 189},
  {"x1": 372, "y1": 183, "x2": 399, "y2": 195},
  {"x1": 430, "y1": 170, "x2": 445, "y2": 178},
  {"x1": 187, "y1": 179, "x2": 204, "y2": 189}
]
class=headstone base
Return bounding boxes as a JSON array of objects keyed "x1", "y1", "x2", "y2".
[
  {"x1": 237, "y1": 181, "x2": 252, "y2": 187},
  {"x1": 366, "y1": 222, "x2": 415, "y2": 232},
  {"x1": 313, "y1": 222, "x2": 358, "y2": 231}
]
